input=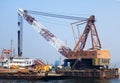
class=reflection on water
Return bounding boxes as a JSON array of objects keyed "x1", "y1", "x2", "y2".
[{"x1": 0, "y1": 78, "x2": 120, "y2": 83}]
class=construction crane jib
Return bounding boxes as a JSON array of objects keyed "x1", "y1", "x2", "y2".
[{"x1": 18, "y1": 8, "x2": 71, "y2": 58}]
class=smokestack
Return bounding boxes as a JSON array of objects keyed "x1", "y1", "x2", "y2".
[{"x1": 18, "y1": 30, "x2": 22, "y2": 57}]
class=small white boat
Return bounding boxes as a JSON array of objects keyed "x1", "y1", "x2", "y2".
[{"x1": 1, "y1": 57, "x2": 35, "y2": 68}]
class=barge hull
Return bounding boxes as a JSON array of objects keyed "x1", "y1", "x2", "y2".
[
  {"x1": 61, "y1": 68, "x2": 119, "y2": 79},
  {"x1": 0, "y1": 68, "x2": 119, "y2": 80}
]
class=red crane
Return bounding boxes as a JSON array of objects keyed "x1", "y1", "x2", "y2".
[{"x1": 18, "y1": 8, "x2": 110, "y2": 69}]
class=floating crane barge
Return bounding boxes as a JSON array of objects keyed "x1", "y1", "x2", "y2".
[
  {"x1": 0, "y1": 8, "x2": 119, "y2": 80},
  {"x1": 0, "y1": 68, "x2": 119, "y2": 80}
]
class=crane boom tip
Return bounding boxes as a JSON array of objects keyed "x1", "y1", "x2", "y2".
[
  {"x1": 18, "y1": 8, "x2": 24, "y2": 12},
  {"x1": 18, "y1": 8, "x2": 25, "y2": 16}
]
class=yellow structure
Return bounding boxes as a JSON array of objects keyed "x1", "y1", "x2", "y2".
[
  {"x1": 34, "y1": 65, "x2": 50, "y2": 73},
  {"x1": 10, "y1": 65, "x2": 20, "y2": 69}
]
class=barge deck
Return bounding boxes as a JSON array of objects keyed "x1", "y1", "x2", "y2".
[{"x1": 0, "y1": 68, "x2": 119, "y2": 80}]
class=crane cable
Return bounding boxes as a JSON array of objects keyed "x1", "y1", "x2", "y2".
[{"x1": 24, "y1": 10, "x2": 88, "y2": 21}]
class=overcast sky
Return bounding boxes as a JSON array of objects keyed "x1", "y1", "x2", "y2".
[{"x1": 0, "y1": 0, "x2": 120, "y2": 67}]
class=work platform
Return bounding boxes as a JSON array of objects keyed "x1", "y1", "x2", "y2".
[{"x1": 0, "y1": 68, "x2": 119, "y2": 80}]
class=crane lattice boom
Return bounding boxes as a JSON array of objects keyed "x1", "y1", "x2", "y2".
[{"x1": 18, "y1": 8, "x2": 71, "y2": 58}]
